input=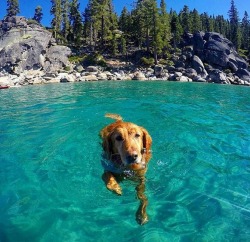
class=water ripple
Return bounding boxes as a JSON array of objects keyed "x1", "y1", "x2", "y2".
[{"x1": 1, "y1": 82, "x2": 250, "y2": 241}]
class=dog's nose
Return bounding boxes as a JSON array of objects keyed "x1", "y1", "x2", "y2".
[{"x1": 126, "y1": 152, "x2": 138, "y2": 164}]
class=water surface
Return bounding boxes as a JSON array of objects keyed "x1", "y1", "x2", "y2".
[{"x1": 0, "y1": 81, "x2": 250, "y2": 241}]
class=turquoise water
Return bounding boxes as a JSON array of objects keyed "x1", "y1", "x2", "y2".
[{"x1": 0, "y1": 81, "x2": 250, "y2": 241}]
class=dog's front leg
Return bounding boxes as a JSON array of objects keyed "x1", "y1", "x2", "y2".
[
  {"x1": 102, "y1": 171, "x2": 122, "y2": 195},
  {"x1": 135, "y1": 178, "x2": 148, "y2": 225}
]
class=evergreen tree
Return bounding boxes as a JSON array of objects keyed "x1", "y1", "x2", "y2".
[
  {"x1": 191, "y1": 9, "x2": 201, "y2": 32},
  {"x1": 69, "y1": 0, "x2": 83, "y2": 46},
  {"x1": 133, "y1": 0, "x2": 163, "y2": 63},
  {"x1": 200, "y1": 12, "x2": 212, "y2": 32},
  {"x1": 120, "y1": 36, "x2": 127, "y2": 56},
  {"x1": 214, "y1": 15, "x2": 227, "y2": 36},
  {"x1": 137, "y1": 0, "x2": 151, "y2": 52},
  {"x1": 84, "y1": 0, "x2": 117, "y2": 50},
  {"x1": 83, "y1": 2, "x2": 94, "y2": 47},
  {"x1": 159, "y1": 0, "x2": 171, "y2": 54},
  {"x1": 108, "y1": 2, "x2": 119, "y2": 48},
  {"x1": 111, "y1": 32, "x2": 118, "y2": 55},
  {"x1": 84, "y1": 0, "x2": 102, "y2": 49},
  {"x1": 170, "y1": 10, "x2": 182, "y2": 52},
  {"x1": 225, "y1": 19, "x2": 231, "y2": 39},
  {"x1": 210, "y1": 15, "x2": 216, "y2": 32},
  {"x1": 6, "y1": 0, "x2": 20, "y2": 17},
  {"x1": 50, "y1": 0, "x2": 62, "y2": 41},
  {"x1": 33, "y1": 6, "x2": 43, "y2": 24},
  {"x1": 228, "y1": 0, "x2": 241, "y2": 49},
  {"x1": 179, "y1": 5, "x2": 191, "y2": 33},
  {"x1": 130, "y1": 2, "x2": 144, "y2": 49},
  {"x1": 119, "y1": 7, "x2": 131, "y2": 34},
  {"x1": 241, "y1": 11, "x2": 250, "y2": 50},
  {"x1": 150, "y1": 0, "x2": 162, "y2": 63},
  {"x1": 61, "y1": 0, "x2": 70, "y2": 42}
]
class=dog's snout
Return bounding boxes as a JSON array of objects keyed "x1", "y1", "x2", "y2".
[{"x1": 126, "y1": 152, "x2": 138, "y2": 164}]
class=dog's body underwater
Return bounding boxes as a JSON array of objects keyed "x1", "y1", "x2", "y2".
[{"x1": 100, "y1": 113, "x2": 152, "y2": 225}]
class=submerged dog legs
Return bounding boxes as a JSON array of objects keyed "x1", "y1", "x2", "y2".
[
  {"x1": 102, "y1": 171, "x2": 122, "y2": 195},
  {"x1": 135, "y1": 179, "x2": 148, "y2": 225}
]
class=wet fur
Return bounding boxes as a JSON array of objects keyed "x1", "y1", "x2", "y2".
[{"x1": 100, "y1": 113, "x2": 152, "y2": 225}]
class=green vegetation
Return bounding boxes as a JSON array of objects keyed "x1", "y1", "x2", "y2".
[
  {"x1": 68, "y1": 53, "x2": 107, "y2": 67},
  {"x1": 2, "y1": 0, "x2": 250, "y2": 63},
  {"x1": 33, "y1": 6, "x2": 43, "y2": 24},
  {"x1": 6, "y1": 0, "x2": 20, "y2": 17},
  {"x1": 68, "y1": 55, "x2": 86, "y2": 64},
  {"x1": 27, "y1": 19, "x2": 40, "y2": 25},
  {"x1": 140, "y1": 57, "x2": 155, "y2": 66},
  {"x1": 64, "y1": 66, "x2": 71, "y2": 71},
  {"x1": 83, "y1": 53, "x2": 107, "y2": 66},
  {"x1": 22, "y1": 34, "x2": 32, "y2": 39}
]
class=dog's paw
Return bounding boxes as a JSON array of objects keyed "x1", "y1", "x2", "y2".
[
  {"x1": 107, "y1": 183, "x2": 122, "y2": 195},
  {"x1": 136, "y1": 213, "x2": 148, "y2": 225}
]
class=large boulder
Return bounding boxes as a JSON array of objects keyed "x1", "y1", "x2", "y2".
[
  {"x1": 154, "y1": 65, "x2": 164, "y2": 77},
  {"x1": 236, "y1": 68, "x2": 250, "y2": 83},
  {"x1": 133, "y1": 72, "x2": 146, "y2": 80},
  {"x1": 192, "y1": 55, "x2": 208, "y2": 78},
  {"x1": 44, "y1": 45, "x2": 71, "y2": 73},
  {"x1": 0, "y1": 16, "x2": 71, "y2": 74},
  {"x1": 184, "y1": 68, "x2": 197, "y2": 79},
  {"x1": 202, "y1": 32, "x2": 247, "y2": 70},
  {"x1": 0, "y1": 38, "x2": 45, "y2": 73},
  {"x1": 193, "y1": 31, "x2": 205, "y2": 56},
  {"x1": 188, "y1": 32, "x2": 248, "y2": 77},
  {"x1": 208, "y1": 69, "x2": 228, "y2": 84}
]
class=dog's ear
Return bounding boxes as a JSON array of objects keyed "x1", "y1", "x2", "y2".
[
  {"x1": 100, "y1": 127, "x2": 113, "y2": 159},
  {"x1": 141, "y1": 127, "x2": 152, "y2": 162}
]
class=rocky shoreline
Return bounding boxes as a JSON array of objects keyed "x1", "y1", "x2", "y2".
[
  {"x1": 1, "y1": 63, "x2": 250, "y2": 87},
  {"x1": 0, "y1": 16, "x2": 250, "y2": 88}
]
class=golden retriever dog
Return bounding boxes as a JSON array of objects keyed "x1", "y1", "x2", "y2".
[{"x1": 100, "y1": 113, "x2": 152, "y2": 225}]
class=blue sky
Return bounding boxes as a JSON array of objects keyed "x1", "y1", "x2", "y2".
[{"x1": 0, "y1": 0, "x2": 248, "y2": 27}]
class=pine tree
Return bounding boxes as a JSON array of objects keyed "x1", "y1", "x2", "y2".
[
  {"x1": 179, "y1": 5, "x2": 191, "y2": 33},
  {"x1": 191, "y1": 9, "x2": 201, "y2": 32},
  {"x1": 119, "y1": 7, "x2": 131, "y2": 34},
  {"x1": 150, "y1": 0, "x2": 161, "y2": 63},
  {"x1": 133, "y1": 0, "x2": 163, "y2": 63},
  {"x1": 61, "y1": 0, "x2": 70, "y2": 42},
  {"x1": 83, "y1": 2, "x2": 93, "y2": 47},
  {"x1": 210, "y1": 15, "x2": 215, "y2": 32},
  {"x1": 228, "y1": 0, "x2": 241, "y2": 49},
  {"x1": 120, "y1": 36, "x2": 127, "y2": 56},
  {"x1": 214, "y1": 15, "x2": 227, "y2": 36},
  {"x1": 33, "y1": 6, "x2": 43, "y2": 24},
  {"x1": 84, "y1": 0, "x2": 117, "y2": 51},
  {"x1": 111, "y1": 32, "x2": 118, "y2": 55},
  {"x1": 200, "y1": 12, "x2": 212, "y2": 32},
  {"x1": 241, "y1": 11, "x2": 250, "y2": 50},
  {"x1": 159, "y1": 0, "x2": 171, "y2": 55},
  {"x1": 69, "y1": 0, "x2": 83, "y2": 47},
  {"x1": 108, "y1": 1, "x2": 119, "y2": 50},
  {"x1": 6, "y1": 0, "x2": 20, "y2": 17},
  {"x1": 50, "y1": 0, "x2": 62, "y2": 41},
  {"x1": 170, "y1": 10, "x2": 182, "y2": 52},
  {"x1": 130, "y1": 2, "x2": 144, "y2": 49},
  {"x1": 84, "y1": 0, "x2": 102, "y2": 50}
]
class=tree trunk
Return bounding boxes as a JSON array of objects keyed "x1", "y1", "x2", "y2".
[
  {"x1": 154, "y1": 45, "x2": 158, "y2": 65},
  {"x1": 101, "y1": 15, "x2": 104, "y2": 48},
  {"x1": 146, "y1": 28, "x2": 150, "y2": 53},
  {"x1": 90, "y1": 21, "x2": 94, "y2": 51}
]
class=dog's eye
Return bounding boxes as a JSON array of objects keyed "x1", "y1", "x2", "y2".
[
  {"x1": 116, "y1": 135, "x2": 124, "y2": 141},
  {"x1": 135, "y1": 133, "x2": 140, "y2": 138}
]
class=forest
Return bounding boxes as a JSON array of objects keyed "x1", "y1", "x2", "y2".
[{"x1": 4, "y1": 0, "x2": 250, "y2": 65}]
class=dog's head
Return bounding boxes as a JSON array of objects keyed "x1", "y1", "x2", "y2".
[{"x1": 100, "y1": 119, "x2": 152, "y2": 171}]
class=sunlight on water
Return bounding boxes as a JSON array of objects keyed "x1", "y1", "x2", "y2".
[{"x1": 0, "y1": 81, "x2": 250, "y2": 241}]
